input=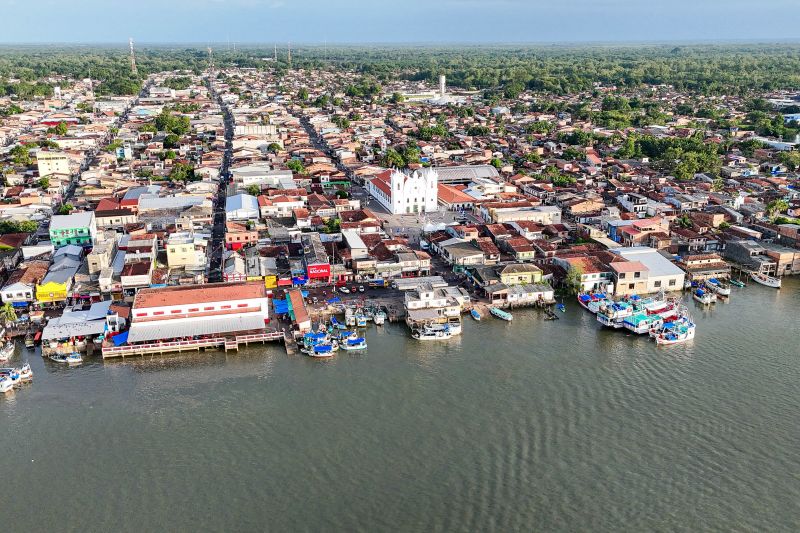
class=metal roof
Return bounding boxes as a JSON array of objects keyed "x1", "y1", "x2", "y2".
[{"x1": 126, "y1": 314, "x2": 267, "y2": 343}]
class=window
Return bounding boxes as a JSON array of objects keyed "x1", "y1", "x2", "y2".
[
  {"x1": 221, "y1": 305, "x2": 231, "y2": 309},
  {"x1": 237, "y1": 303, "x2": 248, "y2": 308},
  {"x1": 634, "y1": 272, "x2": 641, "y2": 279},
  {"x1": 188, "y1": 308, "x2": 199, "y2": 313},
  {"x1": 170, "y1": 309, "x2": 182, "y2": 314},
  {"x1": 203, "y1": 306, "x2": 214, "y2": 311},
  {"x1": 654, "y1": 281, "x2": 662, "y2": 288},
  {"x1": 668, "y1": 279, "x2": 676, "y2": 287},
  {"x1": 628, "y1": 283, "x2": 635, "y2": 289},
  {"x1": 153, "y1": 311, "x2": 164, "y2": 316},
  {"x1": 618, "y1": 273, "x2": 626, "y2": 280}
]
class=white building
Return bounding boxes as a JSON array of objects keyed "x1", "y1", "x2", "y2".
[
  {"x1": 367, "y1": 168, "x2": 438, "y2": 215},
  {"x1": 610, "y1": 247, "x2": 686, "y2": 293}
]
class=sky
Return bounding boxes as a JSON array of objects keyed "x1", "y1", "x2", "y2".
[{"x1": 2, "y1": 0, "x2": 800, "y2": 44}]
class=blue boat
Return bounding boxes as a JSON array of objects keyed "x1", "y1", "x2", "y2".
[
  {"x1": 342, "y1": 337, "x2": 367, "y2": 351},
  {"x1": 470, "y1": 309, "x2": 481, "y2": 321},
  {"x1": 489, "y1": 307, "x2": 513, "y2": 321},
  {"x1": 309, "y1": 343, "x2": 336, "y2": 358},
  {"x1": 556, "y1": 303, "x2": 566, "y2": 312}
]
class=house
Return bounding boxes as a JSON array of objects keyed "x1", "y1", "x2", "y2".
[
  {"x1": 675, "y1": 253, "x2": 731, "y2": 282},
  {"x1": 48, "y1": 211, "x2": 97, "y2": 248},
  {"x1": 36, "y1": 150, "x2": 70, "y2": 177},
  {"x1": 166, "y1": 232, "x2": 208, "y2": 269},
  {"x1": 225, "y1": 222, "x2": 258, "y2": 250},
  {"x1": 36, "y1": 245, "x2": 83, "y2": 304},
  {"x1": 609, "y1": 247, "x2": 685, "y2": 293},
  {"x1": 0, "y1": 259, "x2": 49, "y2": 308}
]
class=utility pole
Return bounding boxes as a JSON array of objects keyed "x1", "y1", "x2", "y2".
[{"x1": 129, "y1": 38, "x2": 138, "y2": 76}]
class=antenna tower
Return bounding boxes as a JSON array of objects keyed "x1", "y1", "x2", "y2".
[{"x1": 129, "y1": 38, "x2": 138, "y2": 76}]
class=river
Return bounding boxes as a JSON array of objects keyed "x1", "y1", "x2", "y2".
[{"x1": 2, "y1": 280, "x2": 799, "y2": 532}]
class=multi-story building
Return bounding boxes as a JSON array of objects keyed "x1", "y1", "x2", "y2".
[
  {"x1": 367, "y1": 168, "x2": 438, "y2": 214},
  {"x1": 36, "y1": 150, "x2": 70, "y2": 177},
  {"x1": 48, "y1": 212, "x2": 97, "y2": 248}
]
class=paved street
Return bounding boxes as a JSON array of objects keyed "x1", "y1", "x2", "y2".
[{"x1": 207, "y1": 79, "x2": 233, "y2": 283}]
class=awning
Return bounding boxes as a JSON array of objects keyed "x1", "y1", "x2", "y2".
[
  {"x1": 11, "y1": 301, "x2": 29, "y2": 308},
  {"x1": 273, "y1": 299, "x2": 289, "y2": 314},
  {"x1": 126, "y1": 314, "x2": 268, "y2": 344},
  {"x1": 112, "y1": 331, "x2": 129, "y2": 346}
]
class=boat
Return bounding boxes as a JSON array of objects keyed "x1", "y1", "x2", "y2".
[
  {"x1": 577, "y1": 292, "x2": 609, "y2": 313},
  {"x1": 706, "y1": 278, "x2": 731, "y2": 296},
  {"x1": 355, "y1": 314, "x2": 367, "y2": 327},
  {"x1": 730, "y1": 279, "x2": 746, "y2": 288},
  {"x1": 692, "y1": 288, "x2": 716, "y2": 305},
  {"x1": 0, "y1": 341, "x2": 14, "y2": 362},
  {"x1": 489, "y1": 307, "x2": 513, "y2": 321},
  {"x1": 412, "y1": 325, "x2": 453, "y2": 341},
  {"x1": 373, "y1": 311, "x2": 386, "y2": 325},
  {"x1": 750, "y1": 271, "x2": 781, "y2": 288},
  {"x1": 0, "y1": 376, "x2": 13, "y2": 393},
  {"x1": 654, "y1": 317, "x2": 696, "y2": 345},
  {"x1": 49, "y1": 352, "x2": 82, "y2": 365},
  {"x1": 330, "y1": 316, "x2": 347, "y2": 330},
  {"x1": 341, "y1": 337, "x2": 367, "y2": 351},
  {"x1": 470, "y1": 309, "x2": 481, "y2": 321},
  {"x1": 623, "y1": 312, "x2": 665, "y2": 335},
  {"x1": 0, "y1": 367, "x2": 21, "y2": 385},
  {"x1": 17, "y1": 363, "x2": 33, "y2": 381},
  {"x1": 597, "y1": 301, "x2": 634, "y2": 328},
  {"x1": 556, "y1": 303, "x2": 566, "y2": 313},
  {"x1": 25, "y1": 333, "x2": 35, "y2": 349},
  {"x1": 308, "y1": 343, "x2": 336, "y2": 358}
]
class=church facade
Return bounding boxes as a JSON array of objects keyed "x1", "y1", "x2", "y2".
[{"x1": 367, "y1": 168, "x2": 439, "y2": 215}]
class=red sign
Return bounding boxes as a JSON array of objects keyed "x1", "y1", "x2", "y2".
[{"x1": 306, "y1": 264, "x2": 331, "y2": 279}]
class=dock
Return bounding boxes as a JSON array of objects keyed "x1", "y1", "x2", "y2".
[{"x1": 101, "y1": 331, "x2": 284, "y2": 359}]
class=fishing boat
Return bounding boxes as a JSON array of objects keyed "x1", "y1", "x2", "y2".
[
  {"x1": 596, "y1": 301, "x2": 634, "y2": 328},
  {"x1": 692, "y1": 288, "x2": 716, "y2": 305},
  {"x1": 0, "y1": 376, "x2": 13, "y2": 393},
  {"x1": 750, "y1": 271, "x2": 781, "y2": 288},
  {"x1": 577, "y1": 292, "x2": 609, "y2": 313},
  {"x1": 654, "y1": 317, "x2": 696, "y2": 345},
  {"x1": 0, "y1": 367, "x2": 21, "y2": 385},
  {"x1": 373, "y1": 311, "x2": 386, "y2": 325},
  {"x1": 623, "y1": 312, "x2": 665, "y2": 335},
  {"x1": 470, "y1": 309, "x2": 481, "y2": 321},
  {"x1": 341, "y1": 337, "x2": 368, "y2": 351},
  {"x1": 330, "y1": 316, "x2": 347, "y2": 330},
  {"x1": 730, "y1": 279, "x2": 746, "y2": 288},
  {"x1": 556, "y1": 303, "x2": 566, "y2": 313},
  {"x1": 489, "y1": 307, "x2": 513, "y2": 321},
  {"x1": 0, "y1": 341, "x2": 14, "y2": 362},
  {"x1": 446, "y1": 318, "x2": 463, "y2": 335},
  {"x1": 24, "y1": 333, "x2": 35, "y2": 349},
  {"x1": 49, "y1": 352, "x2": 82, "y2": 365},
  {"x1": 412, "y1": 325, "x2": 453, "y2": 341},
  {"x1": 706, "y1": 278, "x2": 731, "y2": 296},
  {"x1": 17, "y1": 363, "x2": 33, "y2": 381},
  {"x1": 308, "y1": 343, "x2": 336, "y2": 358}
]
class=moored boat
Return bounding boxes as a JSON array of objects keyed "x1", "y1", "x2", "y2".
[
  {"x1": 308, "y1": 343, "x2": 336, "y2": 358},
  {"x1": 707, "y1": 278, "x2": 731, "y2": 296},
  {"x1": 0, "y1": 341, "x2": 14, "y2": 362},
  {"x1": 373, "y1": 311, "x2": 386, "y2": 325},
  {"x1": 654, "y1": 317, "x2": 696, "y2": 345},
  {"x1": 729, "y1": 279, "x2": 746, "y2": 288},
  {"x1": 489, "y1": 307, "x2": 513, "y2": 321},
  {"x1": 623, "y1": 312, "x2": 665, "y2": 335},
  {"x1": 692, "y1": 288, "x2": 716, "y2": 305},
  {"x1": 49, "y1": 352, "x2": 82, "y2": 365},
  {"x1": 412, "y1": 326, "x2": 453, "y2": 341},
  {"x1": 470, "y1": 309, "x2": 481, "y2": 321},
  {"x1": 596, "y1": 301, "x2": 633, "y2": 328},
  {"x1": 17, "y1": 363, "x2": 33, "y2": 381},
  {"x1": 556, "y1": 303, "x2": 566, "y2": 313},
  {"x1": 750, "y1": 271, "x2": 781, "y2": 288},
  {"x1": 342, "y1": 337, "x2": 367, "y2": 351},
  {"x1": 0, "y1": 376, "x2": 13, "y2": 393}
]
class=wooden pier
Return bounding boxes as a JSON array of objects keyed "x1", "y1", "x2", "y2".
[{"x1": 101, "y1": 331, "x2": 284, "y2": 359}]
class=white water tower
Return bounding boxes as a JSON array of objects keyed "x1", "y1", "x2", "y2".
[{"x1": 439, "y1": 75, "x2": 446, "y2": 97}]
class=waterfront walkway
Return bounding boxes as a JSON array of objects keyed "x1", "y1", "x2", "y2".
[{"x1": 101, "y1": 332, "x2": 284, "y2": 359}]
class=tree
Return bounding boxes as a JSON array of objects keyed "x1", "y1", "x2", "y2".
[
  {"x1": 490, "y1": 158, "x2": 503, "y2": 169},
  {"x1": 0, "y1": 302, "x2": 17, "y2": 326},
  {"x1": 390, "y1": 92, "x2": 405, "y2": 104},
  {"x1": 0, "y1": 220, "x2": 37, "y2": 235},
  {"x1": 163, "y1": 134, "x2": 180, "y2": 149},
  {"x1": 778, "y1": 150, "x2": 800, "y2": 171},
  {"x1": 169, "y1": 163, "x2": 195, "y2": 182},
  {"x1": 381, "y1": 148, "x2": 406, "y2": 169},
  {"x1": 287, "y1": 159, "x2": 308, "y2": 175},
  {"x1": 57, "y1": 203, "x2": 73, "y2": 215},
  {"x1": 47, "y1": 121, "x2": 68, "y2": 136},
  {"x1": 565, "y1": 265, "x2": 584, "y2": 295},
  {"x1": 38, "y1": 177, "x2": 50, "y2": 189},
  {"x1": 298, "y1": 87, "x2": 309, "y2": 101},
  {"x1": 10, "y1": 145, "x2": 31, "y2": 166},
  {"x1": 246, "y1": 184, "x2": 261, "y2": 196},
  {"x1": 766, "y1": 199, "x2": 789, "y2": 218},
  {"x1": 335, "y1": 190, "x2": 349, "y2": 199}
]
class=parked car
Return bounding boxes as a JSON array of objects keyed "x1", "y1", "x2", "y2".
[
  {"x1": 358, "y1": 286, "x2": 365, "y2": 293},
  {"x1": 339, "y1": 287, "x2": 350, "y2": 294}
]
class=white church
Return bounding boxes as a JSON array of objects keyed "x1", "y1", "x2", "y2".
[{"x1": 367, "y1": 167, "x2": 439, "y2": 215}]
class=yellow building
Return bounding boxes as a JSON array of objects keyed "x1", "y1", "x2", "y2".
[
  {"x1": 36, "y1": 280, "x2": 68, "y2": 304},
  {"x1": 36, "y1": 150, "x2": 70, "y2": 177},
  {"x1": 166, "y1": 233, "x2": 206, "y2": 268},
  {"x1": 498, "y1": 263, "x2": 543, "y2": 285}
]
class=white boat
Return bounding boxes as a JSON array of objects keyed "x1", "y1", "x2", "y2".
[
  {"x1": 355, "y1": 315, "x2": 367, "y2": 327},
  {"x1": 750, "y1": 272, "x2": 781, "y2": 288},
  {"x1": 470, "y1": 309, "x2": 481, "y2": 321},
  {"x1": 706, "y1": 278, "x2": 731, "y2": 296},
  {"x1": 17, "y1": 363, "x2": 33, "y2": 381},
  {"x1": 597, "y1": 301, "x2": 634, "y2": 328},
  {"x1": 0, "y1": 367, "x2": 21, "y2": 385},
  {"x1": 341, "y1": 337, "x2": 367, "y2": 351},
  {"x1": 0, "y1": 341, "x2": 14, "y2": 362},
  {"x1": 654, "y1": 317, "x2": 696, "y2": 345},
  {"x1": 49, "y1": 352, "x2": 82, "y2": 365},
  {"x1": 0, "y1": 376, "x2": 13, "y2": 393},
  {"x1": 623, "y1": 312, "x2": 665, "y2": 335},
  {"x1": 308, "y1": 343, "x2": 336, "y2": 358},
  {"x1": 692, "y1": 288, "x2": 716, "y2": 305},
  {"x1": 373, "y1": 312, "x2": 386, "y2": 325},
  {"x1": 412, "y1": 324, "x2": 453, "y2": 341}
]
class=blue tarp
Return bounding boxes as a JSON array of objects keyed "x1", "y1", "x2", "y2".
[
  {"x1": 327, "y1": 296, "x2": 342, "y2": 303},
  {"x1": 11, "y1": 301, "x2": 28, "y2": 308},
  {"x1": 273, "y1": 299, "x2": 289, "y2": 314},
  {"x1": 112, "y1": 331, "x2": 129, "y2": 346},
  {"x1": 301, "y1": 290, "x2": 309, "y2": 298},
  {"x1": 292, "y1": 277, "x2": 308, "y2": 285}
]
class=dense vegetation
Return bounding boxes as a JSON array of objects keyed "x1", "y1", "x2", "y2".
[{"x1": 3, "y1": 44, "x2": 800, "y2": 98}]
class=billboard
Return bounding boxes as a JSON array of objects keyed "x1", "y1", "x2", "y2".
[{"x1": 306, "y1": 263, "x2": 331, "y2": 279}]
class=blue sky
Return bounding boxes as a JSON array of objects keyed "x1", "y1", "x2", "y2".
[{"x1": 2, "y1": 0, "x2": 799, "y2": 43}]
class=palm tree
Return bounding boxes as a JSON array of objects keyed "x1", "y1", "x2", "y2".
[{"x1": 0, "y1": 302, "x2": 17, "y2": 327}]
